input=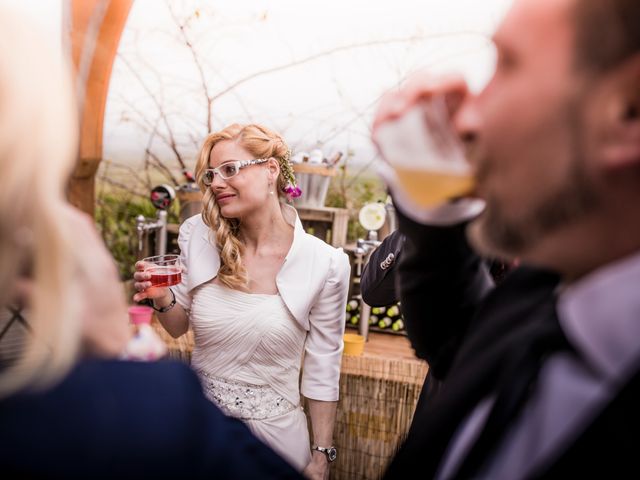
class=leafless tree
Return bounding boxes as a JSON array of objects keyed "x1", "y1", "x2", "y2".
[{"x1": 102, "y1": 0, "x2": 489, "y2": 204}]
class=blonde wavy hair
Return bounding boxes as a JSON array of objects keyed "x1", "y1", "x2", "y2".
[
  {"x1": 194, "y1": 123, "x2": 295, "y2": 289},
  {"x1": 0, "y1": 7, "x2": 81, "y2": 397}
]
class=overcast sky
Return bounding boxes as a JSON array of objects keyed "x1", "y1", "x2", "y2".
[{"x1": 11, "y1": 0, "x2": 513, "y2": 176}]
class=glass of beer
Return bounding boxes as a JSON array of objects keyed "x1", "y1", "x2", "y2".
[
  {"x1": 374, "y1": 95, "x2": 475, "y2": 208},
  {"x1": 142, "y1": 254, "x2": 182, "y2": 287}
]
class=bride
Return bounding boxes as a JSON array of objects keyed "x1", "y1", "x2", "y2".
[{"x1": 134, "y1": 123, "x2": 350, "y2": 479}]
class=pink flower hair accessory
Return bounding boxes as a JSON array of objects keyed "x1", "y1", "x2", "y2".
[{"x1": 284, "y1": 184, "x2": 302, "y2": 200}]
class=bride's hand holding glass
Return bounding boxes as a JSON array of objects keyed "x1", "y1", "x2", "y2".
[{"x1": 132, "y1": 254, "x2": 181, "y2": 303}]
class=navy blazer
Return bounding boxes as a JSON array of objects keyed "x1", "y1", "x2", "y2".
[{"x1": 0, "y1": 359, "x2": 302, "y2": 479}]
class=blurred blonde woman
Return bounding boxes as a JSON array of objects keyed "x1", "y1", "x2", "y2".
[
  {"x1": 0, "y1": 5, "x2": 301, "y2": 479},
  {"x1": 134, "y1": 124, "x2": 350, "y2": 478},
  {"x1": 0, "y1": 4, "x2": 130, "y2": 396}
]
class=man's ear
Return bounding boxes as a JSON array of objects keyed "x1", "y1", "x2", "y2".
[{"x1": 601, "y1": 55, "x2": 640, "y2": 170}]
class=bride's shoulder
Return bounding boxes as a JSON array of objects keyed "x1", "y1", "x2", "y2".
[{"x1": 178, "y1": 214, "x2": 208, "y2": 241}]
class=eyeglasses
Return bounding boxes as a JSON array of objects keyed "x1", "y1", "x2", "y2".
[{"x1": 201, "y1": 158, "x2": 268, "y2": 186}]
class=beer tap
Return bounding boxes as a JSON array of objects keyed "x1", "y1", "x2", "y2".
[
  {"x1": 135, "y1": 185, "x2": 175, "y2": 258},
  {"x1": 136, "y1": 210, "x2": 168, "y2": 257}
]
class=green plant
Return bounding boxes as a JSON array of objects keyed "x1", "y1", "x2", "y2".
[
  {"x1": 325, "y1": 164, "x2": 386, "y2": 243},
  {"x1": 95, "y1": 187, "x2": 179, "y2": 280}
]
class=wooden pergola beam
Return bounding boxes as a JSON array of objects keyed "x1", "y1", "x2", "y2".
[{"x1": 65, "y1": 0, "x2": 133, "y2": 215}]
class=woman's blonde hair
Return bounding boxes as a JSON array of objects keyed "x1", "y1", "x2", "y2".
[
  {"x1": 0, "y1": 6, "x2": 82, "y2": 397},
  {"x1": 194, "y1": 123, "x2": 295, "y2": 289}
]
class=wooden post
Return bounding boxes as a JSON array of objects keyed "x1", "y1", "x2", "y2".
[{"x1": 65, "y1": 0, "x2": 133, "y2": 215}]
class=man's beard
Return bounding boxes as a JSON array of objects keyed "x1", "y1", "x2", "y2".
[{"x1": 467, "y1": 134, "x2": 600, "y2": 261}]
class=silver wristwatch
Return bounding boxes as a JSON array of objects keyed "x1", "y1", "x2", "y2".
[{"x1": 312, "y1": 445, "x2": 337, "y2": 463}]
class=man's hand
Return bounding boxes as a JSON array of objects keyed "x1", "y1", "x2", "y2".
[
  {"x1": 372, "y1": 72, "x2": 468, "y2": 132},
  {"x1": 372, "y1": 72, "x2": 484, "y2": 226}
]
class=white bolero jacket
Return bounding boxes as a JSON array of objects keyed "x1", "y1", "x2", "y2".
[{"x1": 172, "y1": 203, "x2": 351, "y2": 401}]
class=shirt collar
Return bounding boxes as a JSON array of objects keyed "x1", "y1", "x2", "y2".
[{"x1": 557, "y1": 250, "x2": 640, "y2": 381}]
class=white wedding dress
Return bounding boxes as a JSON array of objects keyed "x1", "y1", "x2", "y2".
[{"x1": 189, "y1": 281, "x2": 311, "y2": 471}]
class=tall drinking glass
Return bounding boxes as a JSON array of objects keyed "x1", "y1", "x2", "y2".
[{"x1": 374, "y1": 96, "x2": 475, "y2": 209}]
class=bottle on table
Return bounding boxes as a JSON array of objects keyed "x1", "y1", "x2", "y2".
[{"x1": 122, "y1": 306, "x2": 167, "y2": 361}]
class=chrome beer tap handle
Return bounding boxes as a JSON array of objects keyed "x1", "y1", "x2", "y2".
[
  {"x1": 136, "y1": 215, "x2": 146, "y2": 255},
  {"x1": 155, "y1": 210, "x2": 167, "y2": 256},
  {"x1": 135, "y1": 211, "x2": 169, "y2": 257}
]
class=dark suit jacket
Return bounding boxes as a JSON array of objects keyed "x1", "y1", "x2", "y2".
[
  {"x1": 360, "y1": 230, "x2": 405, "y2": 307},
  {"x1": 360, "y1": 229, "x2": 505, "y2": 309},
  {"x1": 0, "y1": 359, "x2": 302, "y2": 479},
  {"x1": 359, "y1": 229, "x2": 447, "y2": 416},
  {"x1": 384, "y1": 211, "x2": 640, "y2": 479}
]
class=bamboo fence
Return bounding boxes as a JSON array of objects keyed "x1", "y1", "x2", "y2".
[
  {"x1": 151, "y1": 318, "x2": 428, "y2": 480},
  {"x1": 332, "y1": 353, "x2": 427, "y2": 479}
]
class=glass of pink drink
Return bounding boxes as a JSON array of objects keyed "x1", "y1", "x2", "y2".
[{"x1": 142, "y1": 254, "x2": 182, "y2": 287}]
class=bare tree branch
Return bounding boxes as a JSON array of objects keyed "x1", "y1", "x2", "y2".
[
  {"x1": 114, "y1": 6, "x2": 490, "y2": 204},
  {"x1": 141, "y1": 114, "x2": 178, "y2": 187},
  {"x1": 167, "y1": 2, "x2": 215, "y2": 133},
  {"x1": 211, "y1": 32, "x2": 488, "y2": 102},
  {"x1": 146, "y1": 148, "x2": 181, "y2": 186},
  {"x1": 99, "y1": 177, "x2": 149, "y2": 199},
  {"x1": 115, "y1": 93, "x2": 188, "y2": 185},
  {"x1": 102, "y1": 159, "x2": 152, "y2": 190},
  {"x1": 117, "y1": 54, "x2": 189, "y2": 173}
]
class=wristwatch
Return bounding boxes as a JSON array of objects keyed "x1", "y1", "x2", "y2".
[{"x1": 311, "y1": 445, "x2": 337, "y2": 463}]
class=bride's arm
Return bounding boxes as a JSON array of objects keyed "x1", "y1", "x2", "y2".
[
  {"x1": 301, "y1": 249, "x2": 351, "y2": 479},
  {"x1": 303, "y1": 399, "x2": 338, "y2": 480}
]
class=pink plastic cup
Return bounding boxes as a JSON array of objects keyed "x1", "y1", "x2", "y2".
[{"x1": 128, "y1": 305, "x2": 154, "y2": 325}]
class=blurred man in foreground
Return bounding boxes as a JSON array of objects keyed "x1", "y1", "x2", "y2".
[{"x1": 374, "y1": 0, "x2": 640, "y2": 478}]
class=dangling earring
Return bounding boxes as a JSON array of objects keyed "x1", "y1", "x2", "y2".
[{"x1": 268, "y1": 182, "x2": 274, "y2": 195}]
